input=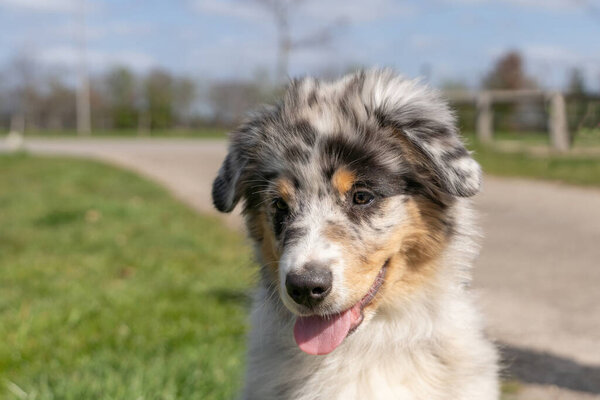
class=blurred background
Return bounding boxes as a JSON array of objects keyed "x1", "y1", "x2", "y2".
[
  {"x1": 1, "y1": 1, "x2": 599, "y2": 399},
  {"x1": 1, "y1": 0, "x2": 600, "y2": 138}
]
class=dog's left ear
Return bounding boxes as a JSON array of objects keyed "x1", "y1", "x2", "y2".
[
  {"x1": 212, "y1": 146, "x2": 246, "y2": 213},
  {"x1": 366, "y1": 71, "x2": 481, "y2": 197},
  {"x1": 385, "y1": 114, "x2": 482, "y2": 198}
]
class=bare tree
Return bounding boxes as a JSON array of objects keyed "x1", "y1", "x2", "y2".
[{"x1": 249, "y1": 0, "x2": 345, "y2": 83}]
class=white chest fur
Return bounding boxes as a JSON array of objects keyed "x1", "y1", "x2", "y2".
[{"x1": 242, "y1": 286, "x2": 498, "y2": 400}]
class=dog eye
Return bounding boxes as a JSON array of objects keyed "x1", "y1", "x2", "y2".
[
  {"x1": 352, "y1": 191, "x2": 374, "y2": 206},
  {"x1": 274, "y1": 198, "x2": 289, "y2": 211}
]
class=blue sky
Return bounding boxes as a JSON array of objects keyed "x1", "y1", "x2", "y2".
[{"x1": 1, "y1": 0, "x2": 599, "y2": 90}]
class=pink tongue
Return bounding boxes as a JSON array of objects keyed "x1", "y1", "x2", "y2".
[{"x1": 293, "y1": 304, "x2": 361, "y2": 355}]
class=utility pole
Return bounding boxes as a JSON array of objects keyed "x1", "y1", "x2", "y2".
[{"x1": 76, "y1": 0, "x2": 91, "y2": 135}]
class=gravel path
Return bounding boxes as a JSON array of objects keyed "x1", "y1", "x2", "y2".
[{"x1": 7, "y1": 138, "x2": 600, "y2": 399}]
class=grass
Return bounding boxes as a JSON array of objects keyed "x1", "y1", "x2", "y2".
[
  {"x1": 0, "y1": 154, "x2": 254, "y2": 400},
  {"x1": 14, "y1": 128, "x2": 228, "y2": 139},
  {"x1": 573, "y1": 128, "x2": 600, "y2": 148},
  {"x1": 465, "y1": 129, "x2": 600, "y2": 147},
  {"x1": 481, "y1": 130, "x2": 550, "y2": 145},
  {"x1": 466, "y1": 139, "x2": 600, "y2": 188}
]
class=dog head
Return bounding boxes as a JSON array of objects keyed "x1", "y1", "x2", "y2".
[{"x1": 212, "y1": 69, "x2": 481, "y2": 355}]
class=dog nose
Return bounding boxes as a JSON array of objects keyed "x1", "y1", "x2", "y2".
[{"x1": 285, "y1": 264, "x2": 332, "y2": 308}]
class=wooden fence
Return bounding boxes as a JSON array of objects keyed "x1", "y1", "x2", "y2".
[{"x1": 446, "y1": 90, "x2": 600, "y2": 152}]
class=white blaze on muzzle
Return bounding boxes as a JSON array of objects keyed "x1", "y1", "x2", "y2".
[{"x1": 277, "y1": 203, "x2": 347, "y2": 313}]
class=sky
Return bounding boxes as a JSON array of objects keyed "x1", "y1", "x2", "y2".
[{"x1": 0, "y1": 0, "x2": 599, "y2": 90}]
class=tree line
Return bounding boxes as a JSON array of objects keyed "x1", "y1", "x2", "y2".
[
  {"x1": 0, "y1": 51, "x2": 597, "y2": 134},
  {"x1": 0, "y1": 56, "x2": 278, "y2": 133}
]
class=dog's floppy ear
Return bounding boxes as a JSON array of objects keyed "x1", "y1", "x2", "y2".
[
  {"x1": 212, "y1": 146, "x2": 246, "y2": 213},
  {"x1": 379, "y1": 109, "x2": 481, "y2": 198},
  {"x1": 212, "y1": 106, "x2": 275, "y2": 212},
  {"x1": 399, "y1": 126, "x2": 481, "y2": 197},
  {"x1": 366, "y1": 71, "x2": 481, "y2": 198}
]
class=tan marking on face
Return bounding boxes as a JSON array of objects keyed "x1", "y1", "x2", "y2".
[
  {"x1": 399, "y1": 198, "x2": 448, "y2": 265},
  {"x1": 393, "y1": 129, "x2": 421, "y2": 166},
  {"x1": 341, "y1": 224, "x2": 406, "y2": 303},
  {"x1": 275, "y1": 178, "x2": 295, "y2": 203},
  {"x1": 252, "y1": 210, "x2": 281, "y2": 286},
  {"x1": 393, "y1": 128, "x2": 443, "y2": 187},
  {"x1": 327, "y1": 196, "x2": 450, "y2": 312},
  {"x1": 331, "y1": 168, "x2": 356, "y2": 196},
  {"x1": 322, "y1": 221, "x2": 349, "y2": 242},
  {"x1": 373, "y1": 197, "x2": 450, "y2": 309}
]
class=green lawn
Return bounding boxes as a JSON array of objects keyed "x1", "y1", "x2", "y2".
[
  {"x1": 464, "y1": 129, "x2": 600, "y2": 148},
  {"x1": 0, "y1": 154, "x2": 254, "y2": 400},
  {"x1": 17, "y1": 128, "x2": 228, "y2": 139},
  {"x1": 466, "y1": 140, "x2": 600, "y2": 188}
]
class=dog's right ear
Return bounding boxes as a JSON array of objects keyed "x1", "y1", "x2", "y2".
[{"x1": 212, "y1": 147, "x2": 245, "y2": 213}]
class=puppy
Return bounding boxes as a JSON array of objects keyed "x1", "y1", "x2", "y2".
[{"x1": 212, "y1": 69, "x2": 498, "y2": 400}]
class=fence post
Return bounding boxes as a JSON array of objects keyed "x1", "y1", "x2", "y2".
[
  {"x1": 549, "y1": 92, "x2": 570, "y2": 152},
  {"x1": 476, "y1": 91, "x2": 493, "y2": 143}
]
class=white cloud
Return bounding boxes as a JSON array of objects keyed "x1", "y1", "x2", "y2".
[
  {"x1": 0, "y1": 0, "x2": 80, "y2": 13},
  {"x1": 53, "y1": 21, "x2": 154, "y2": 41},
  {"x1": 191, "y1": 0, "x2": 266, "y2": 21},
  {"x1": 408, "y1": 34, "x2": 442, "y2": 50},
  {"x1": 37, "y1": 46, "x2": 156, "y2": 71},
  {"x1": 192, "y1": 0, "x2": 415, "y2": 23},
  {"x1": 187, "y1": 34, "x2": 355, "y2": 79},
  {"x1": 187, "y1": 35, "x2": 276, "y2": 78},
  {"x1": 505, "y1": 0, "x2": 578, "y2": 10},
  {"x1": 0, "y1": 0, "x2": 103, "y2": 15},
  {"x1": 523, "y1": 44, "x2": 600, "y2": 69},
  {"x1": 445, "y1": 0, "x2": 579, "y2": 11},
  {"x1": 300, "y1": 0, "x2": 416, "y2": 23},
  {"x1": 524, "y1": 44, "x2": 577, "y2": 63}
]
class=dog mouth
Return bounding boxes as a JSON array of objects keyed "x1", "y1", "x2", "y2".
[{"x1": 293, "y1": 259, "x2": 389, "y2": 355}]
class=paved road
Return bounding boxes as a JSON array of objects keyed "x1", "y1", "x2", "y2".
[{"x1": 6, "y1": 138, "x2": 600, "y2": 399}]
